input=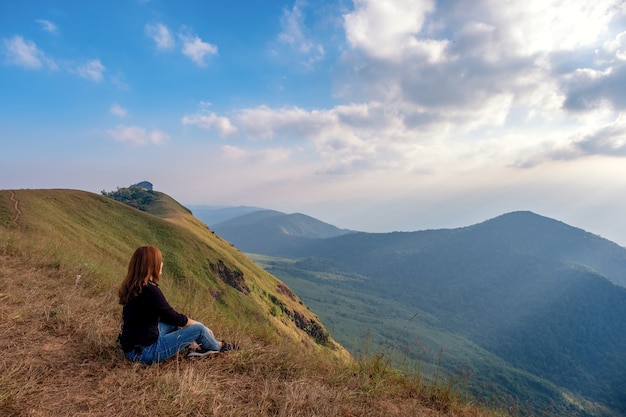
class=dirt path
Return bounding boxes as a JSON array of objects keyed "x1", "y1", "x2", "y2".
[{"x1": 9, "y1": 190, "x2": 21, "y2": 230}]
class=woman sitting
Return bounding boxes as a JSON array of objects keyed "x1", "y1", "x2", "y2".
[{"x1": 118, "y1": 245, "x2": 237, "y2": 364}]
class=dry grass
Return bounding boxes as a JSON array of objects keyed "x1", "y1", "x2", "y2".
[{"x1": 0, "y1": 249, "x2": 505, "y2": 417}]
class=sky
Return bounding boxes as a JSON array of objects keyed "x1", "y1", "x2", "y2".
[{"x1": 2, "y1": 1, "x2": 626, "y2": 246}]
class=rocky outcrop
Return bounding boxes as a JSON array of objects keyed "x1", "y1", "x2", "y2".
[
  {"x1": 211, "y1": 260, "x2": 250, "y2": 295},
  {"x1": 268, "y1": 293, "x2": 329, "y2": 346}
]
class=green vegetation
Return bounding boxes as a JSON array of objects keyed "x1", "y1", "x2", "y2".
[
  {"x1": 0, "y1": 189, "x2": 506, "y2": 417},
  {"x1": 101, "y1": 185, "x2": 193, "y2": 218},
  {"x1": 251, "y1": 254, "x2": 576, "y2": 416},
  {"x1": 229, "y1": 212, "x2": 626, "y2": 417},
  {"x1": 102, "y1": 185, "x2": 158, "y2": 212}
]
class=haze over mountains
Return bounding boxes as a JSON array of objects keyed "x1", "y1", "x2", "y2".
[
  {"x1": 188, "y1": 205, "x2": 266, "y2": 226},
  {"x1": 196, "y1": 207, "x2": 626, "y2": 417},
  {"x1": 195, "y1": 207, "x2": 354, "y2": 256}
]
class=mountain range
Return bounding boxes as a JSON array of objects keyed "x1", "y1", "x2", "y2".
[
  {"x1": 199, "y1": 207, "x2": 626, "y2": 417},
  {"x1": 207, "y1": 209, "x2": 354, "y2": 255}
]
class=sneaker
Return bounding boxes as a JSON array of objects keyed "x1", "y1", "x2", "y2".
[
  {"x1": 220, "y1": 341, "x2": 239, "y2": 352},
  {"x1": 187, "y1": 348, "x2": 220, "y2": 358}
]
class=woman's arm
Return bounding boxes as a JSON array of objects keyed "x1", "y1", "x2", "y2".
[
  {"x1": 146, "y1": 284, "x2": 188, "y2": 327},
  {"x1": 184, "y1": 318, "x2": 200, "y2": 327}
]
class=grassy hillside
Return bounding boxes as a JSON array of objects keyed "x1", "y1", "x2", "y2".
[
  {"x1": 0, "y1": 188, "x2": 503, "y2": 417},
  {"x1": 2, "y1": 188, "x2": 337, "y2": 350}
]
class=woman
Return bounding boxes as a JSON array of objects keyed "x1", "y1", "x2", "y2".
[{"x1": 118, "y1": 245, "x2": 237, "y2": 364}]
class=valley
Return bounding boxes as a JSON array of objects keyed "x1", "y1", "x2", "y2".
[{"x1": 204, "y1": 207, "x2": 626, "y2": 417}]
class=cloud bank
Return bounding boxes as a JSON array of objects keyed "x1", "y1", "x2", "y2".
[{"x1": 181, "y1": 0, "x2": 626, "y2": 178}]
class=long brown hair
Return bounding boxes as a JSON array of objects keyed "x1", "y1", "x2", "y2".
[{"x1": 118, "y1": 246, "x2": 163, "y2": 305}]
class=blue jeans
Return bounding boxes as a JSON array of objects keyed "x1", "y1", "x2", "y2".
[{"x1": 125, "y1": 322, "x2": 220, "y2": 364}]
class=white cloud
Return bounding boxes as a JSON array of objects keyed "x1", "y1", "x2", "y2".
[
  {"x1": 174, "y1": 0, "x2": 625, "y2": 182},
  {"x1": 228, "y1": 103, "x2": 419, "y2": 173},
  {"x1": 220, "y1": 144, "x2": 291, "y2": 165},
  {"x1": 74, "y1": 59, "x2": 105, "y2": 82},
  {"x1": 331, "y1": 0, "x2": 626, "y2": 164},
  {"x1": 106, "y1": 125, "x2": 170, "y2": 146},
  {"x1": 2, "y1": 35, "x2": 51, "y2": 69},
  {"x1": 235, "y1": 105, "x2": 318, "y2": 140},
  {"x1": 36, "y1": 19, "x2": 58, "y2": 35},
  {"x1": 575, "y1": 114, "x2": 626, "y2": 155},
  {"x1": 343, "y1": 0, "x2": 435, "y2": 61},
  {"x1": 182, "y1": 111, "x2": 237, "y2": 137},
  {"x1": 603, "y1": 31, "x2": 626, "y2": 61},
  {"x1": 145, "y1": 23, "x2": 219, "y2": 67},
  {"x1": 145, "y1": 23, "x2": 175, "y2": 50},
  {"x1": 221, "y1": 145, "x2": 247, "y2": 160},
  {"x1": 3, "y1": 36, "x2": 106, "y2": 83},
  {"x1": 340, "y1": 0, "x2": 622, "y2": 108},
  {"x1": 536, "y1": 113, "x2": 626, "y2": 162},
  {"x1": 486, "y1": 0, "x2": 619, "y2": 54},
  {"x1": 111, "y1": 73, "x2": 130, "y2": 91},
  {"x1": 185, "y1": 102, "x2": 403, "y2": 173},
  {"x1": 278, "y1": 0, "x2": 326, "y2": 67},
  {"x1": 180, "y1": 35, "x2": 217, "y2": 66},
  {"x1": 110, "y1": 103, "x2": 128, "y2": 118}
]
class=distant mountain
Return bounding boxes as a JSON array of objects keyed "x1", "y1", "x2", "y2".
[
  {"x1": 187, "y1": 205, "x2": 265, "y2": 226},
  {"x1": 464, "y1": 210, "x2": 626, "y2": 288},
  {"x1": 239, "y1": 210, "x2": 626, "y2": 417},
  {"x1": 289, "y1": 211, "x2": 626, "y2": 288},
  {"x1": 211, "y1": 209, "x2": 356, "y2": 256}
]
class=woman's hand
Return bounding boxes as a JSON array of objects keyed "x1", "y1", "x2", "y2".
[{"x1": 185, "y1": 319, "x2": 201, "y2": 350}]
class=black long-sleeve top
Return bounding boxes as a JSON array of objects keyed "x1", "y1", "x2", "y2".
[{"x1": 119, "y1": 281, "x2": 188, "y2": 352}]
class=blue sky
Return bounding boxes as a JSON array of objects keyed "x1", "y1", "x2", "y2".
[{"x1": 2, "y1": 1, "x2": 626, "y2": 245}]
